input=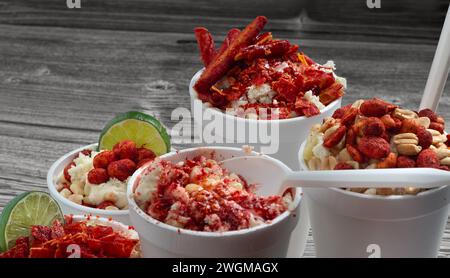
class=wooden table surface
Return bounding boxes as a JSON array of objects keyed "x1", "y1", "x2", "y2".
[{"x1": 0, "y1": 0, "x2": 449, "y2": 257}]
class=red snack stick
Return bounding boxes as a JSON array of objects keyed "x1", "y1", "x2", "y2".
[
  {"x1": 446, "y1": 134, "x2": 450, "y2": 147},
  {"x1": 88, "y1": 168, "x2": 110, "y2": 185},
  {"x1": 323, "y1": 125, "x2": 347, "y2": 148},
  {"x1": 334, "y1": 162, "x2": 354, "y2": 170},
  {"x1": 215, "y1": 28, "x2": 241, "y2": 58},
  {"x1": 360, "y1": 98, "x2": 397, "y2": 117},
  {"x1": 107, "y1": 159, "x2": 136, "y2": 181},
  {"x1": 234, "y1": 40, "x2": 291, "y2": 61},
  {"x1": 194, "y1": 16, "x2": 268, "y2": 95},
  {"x1": 397, "y1": 156, "x2": 416, "y2": 168},
  {"x1": 255, "y1": 32, "x2": 272, "y2": 45},
  {"x1": 357, "y1": 136, "x2": 390, "y2": 159},
  {"x1": 194, "y1": 27, "x2": 216, "y2": 67},
  {"x1": 416, "y1": 149, "x2": 440, "y2": 168},
  {"x1": 113, "y1": 140, "x2": 138, "y2": 161},
  {"x1": 93, "y1": 150, "x2": 117, "y2": 169},
  {"x1": 63, "y1": 161, "x2": 75, "y2": 182}
]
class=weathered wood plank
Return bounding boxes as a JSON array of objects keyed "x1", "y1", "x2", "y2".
[
  {"x1": 0, "y1": 0, "x2": 447, "y2": 44},
  {"x1": 0, "y1": 1, "x2": 449, "y2": 257}
]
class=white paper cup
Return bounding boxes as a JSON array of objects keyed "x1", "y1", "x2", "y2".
[
  {"x1": 298, "y1": 141, "x2": 450, "y2": 258},
  {"x1": 127, "y1": 146, "x2": 305, "y2": 258},
  {"x1": 189, "y1": 69, "x2": 342, "y2": 171},
  {"x1": 47, "y1": 144, "x2": 130, "y2": 225}
]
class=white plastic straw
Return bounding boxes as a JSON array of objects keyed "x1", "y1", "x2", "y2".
[{"x1": 420, "y1": 4, "x2": 450, "y2": 111}]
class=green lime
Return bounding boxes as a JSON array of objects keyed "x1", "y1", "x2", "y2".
[
  {"x1": 98, "y1": 111, "x2": 171, "y2": 156},
  {"x1": 0, "y1": 191, "x2": 64, "y2": 251}
]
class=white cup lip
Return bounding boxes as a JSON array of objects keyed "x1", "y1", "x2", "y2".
[
  {"x1": 127, "y1": 146, "x2": 302, "y2": 238},
  {"x1": 189, "y1": 68, "x2": 342, "y2": 124},
  {"x1": 47, "y1": 143, "x2": 129, "y2": 216},
  {"x1": 69, "y1": 214, "x2": 132, "y2": 228},
  {"x1": 297, "y1": 140, "x2": 448, "y2": 201}
]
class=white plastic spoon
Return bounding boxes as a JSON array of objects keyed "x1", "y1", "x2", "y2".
[
  {"x1": 420, "y1": 4, "x2": 450, "y2": 111},
  {"x1": 221, "y1": 156, "x2": 450, "y2": 196}
]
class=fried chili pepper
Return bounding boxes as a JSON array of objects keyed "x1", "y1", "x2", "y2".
[
  {"x1": 194, "y1": 16, "x2": 268, "y2": 96},
  {"x1": 194, "y1": 27, "x2": 216, "y2": 67},
  {"x1": 234, "y1": 39, "x2": 291, "y2": 61}
]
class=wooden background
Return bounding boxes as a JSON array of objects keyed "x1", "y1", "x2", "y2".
[{"x1": 0, "y1": 0, "x2": 449, "y2": 257}]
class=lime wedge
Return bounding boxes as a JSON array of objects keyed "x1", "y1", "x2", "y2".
[
  {"x1": 98, "y1": 111, "x2": 171, "y2": 156},
  {"x1": 0, "y1": 191, "x2": 64, "y2": 251}
]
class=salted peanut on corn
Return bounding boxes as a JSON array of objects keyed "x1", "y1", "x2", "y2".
[
  {"x1": 416, "y1": 117, "x2": 431, "y2": 129},
  {"x1": 393, "y1": 133, "x2": 422, "y2": 156},
  {"x1": 428, "y1": 129, "x2": 447, "y2": 145},
  {"x1": 393, "y1": 108, "x2": 418, "y2": 120},
  {"x1": 436, "y1": 146, "x2": 450, "y2": 166}
]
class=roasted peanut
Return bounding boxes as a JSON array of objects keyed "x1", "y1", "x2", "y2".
[
  {"x1": 416, "y1": 117, "x2": 431, "y2": 129},
  {"x1": 393, "y1": 133, "x2": 422, "y2": 156},
  {"x1": 393, "y1": 108, "x2": 418, "y2": 120},
  {"x1": 396, "y1": 144, "x2": 422, "y2": 156},
  {"x1": 427, "y1": 129, "x2": 447, "y2": 145}
]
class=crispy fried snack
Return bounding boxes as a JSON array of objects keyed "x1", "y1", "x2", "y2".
[
  {"x1": 194, "y1": 27, "x2": 216, "y2": 67},
  {"x1": 216, "y1": 28, "x2": 241, "y2": 58},
  {"x1": 194, "y1": 16, "x2": 268, "y2": 96}
]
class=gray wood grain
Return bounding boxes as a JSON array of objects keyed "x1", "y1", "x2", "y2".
[{"x1": 0, "y1": 0, "x2": 449, "y2": 257}]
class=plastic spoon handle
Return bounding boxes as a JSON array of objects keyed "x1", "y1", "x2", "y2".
[
  {"x1": 420, "y1": 4, "x2": 450, "y2": 111},
  {"x1": 283, "y1": 168, "x2": 450, "y2": 191}
]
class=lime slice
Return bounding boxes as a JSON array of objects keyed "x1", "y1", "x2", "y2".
[
  {"x1": 98, "y1": 111, "x2": 171, "y2": 156},
  {"x1": 0, "y1": 191, "x2": 64, "y2": 251}
]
